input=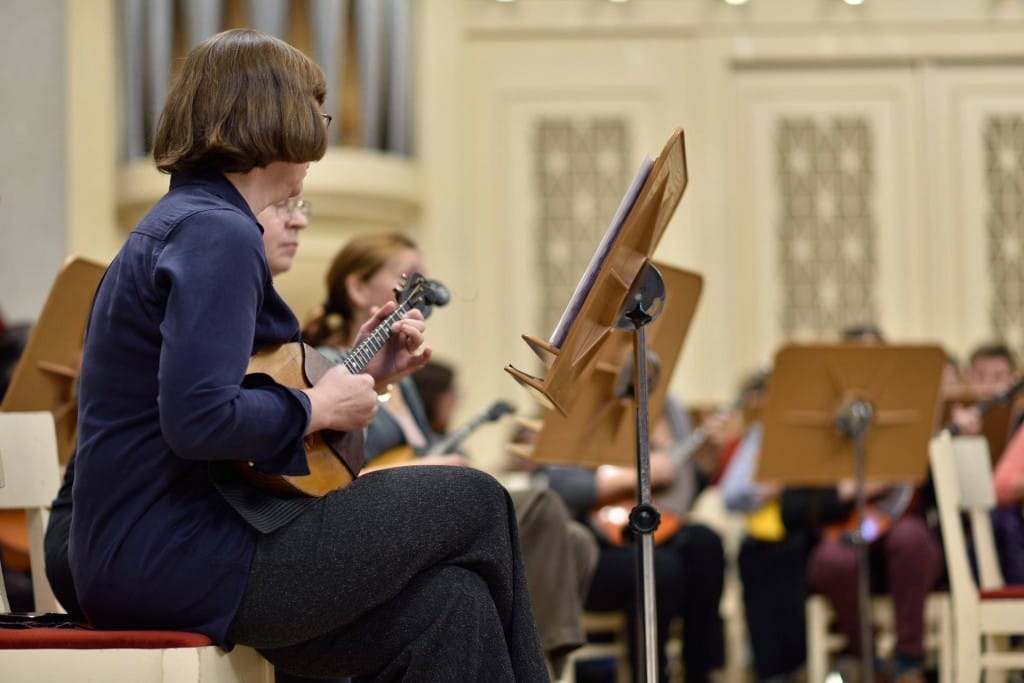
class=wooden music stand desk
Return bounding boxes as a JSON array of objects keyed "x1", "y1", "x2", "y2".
[
  {"x1": 506, "y1": 128, "x2": 688, "y2": 417},
  {"x1": 512, "y1": 262, "x2": 702, "y2": 469},
  {"x1": 755, "y1": 342, "x2": 946, "y2": 680},
  {"x1": 757, "y1": 343, "x2": 947, "y2": 486}
]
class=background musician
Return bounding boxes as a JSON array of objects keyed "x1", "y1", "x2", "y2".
[
  {"x1": 44, "y1": 198, "x2": 352, "y2": 683},
  {"x1": 302, "y1": 232, "x2": 598, "y2": 679},
  {"x1": 544, "y1": 395, "x2": 726, "y2": 683},
  {"x1": 948, "y1": 342, "x2": 1019, "y2": 436},
  {"x1": 779, "y1": 324, "x2": 942, "y2": 683},
  {"x1": 719, "y1": 368, "x2": 810, "y2": 683}
]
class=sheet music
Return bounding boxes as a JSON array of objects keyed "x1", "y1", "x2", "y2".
[{"x1": 549, "y1": 155, "x2": 655, "y2": 348}]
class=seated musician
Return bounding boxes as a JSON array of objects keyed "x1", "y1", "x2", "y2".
[
  {"x1": 719, "y1": 368, "x2": 810, "y2": 683},
  {"x1": 66, "y1": 29, "x2": 548, "y2": 682},
  {"x1": 944, "y1": 343, "x2": 1024, "y2": 586},
  {"x1": 542, "y1": 395, "x2": 726, "y2": 683},
  {"x1": 781, "y1": 324, "x2": 942, "y2": 683},
  {"x1": 300, "y1": 232, "x2": 598, "y2": 679},
  {"x1": 46, "y1": 200, "x2": 351, "y2": 683},
  {"x1": 948, "y1": 342, "x2": 1019, "y2": 435}
]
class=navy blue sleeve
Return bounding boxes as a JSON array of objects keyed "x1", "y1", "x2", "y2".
[{"x1": 153, "y1": 211, "x2": 310, "y2": 471}]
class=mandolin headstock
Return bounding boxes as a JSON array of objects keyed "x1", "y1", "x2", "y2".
[{"x1": 394, "y1": 273, "x2": 451, "y2": 319}]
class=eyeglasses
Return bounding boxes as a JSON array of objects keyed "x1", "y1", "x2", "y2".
[
  {"x1": 275, "y1": 197, "x2": 311, "y2": 220},
  {"x1": 320, "y1": 112, "x2": 333, "y2": 128}
]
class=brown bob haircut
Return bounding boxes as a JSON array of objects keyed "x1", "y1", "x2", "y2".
[{"x1": 153, "y1": 28, "x2": 328, "y2": 174}]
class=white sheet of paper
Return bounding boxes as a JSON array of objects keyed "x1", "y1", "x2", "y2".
[{"x1": 549, "y1": 155, "x2": 655, "y2": 348}]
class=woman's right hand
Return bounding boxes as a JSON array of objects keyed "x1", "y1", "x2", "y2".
[{"x1": 301, "y1": 365, "x2": 378, "y2": 434}]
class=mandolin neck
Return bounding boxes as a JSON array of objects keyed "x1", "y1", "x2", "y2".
[
  {"x1": 341, "y1": 302, "x2": 413, "y2": 375},
  {"x1": 427, "y1": 414, "x2": 488, "y2": 456}
]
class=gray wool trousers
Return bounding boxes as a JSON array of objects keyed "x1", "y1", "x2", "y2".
[{"x1": 227, "y1": 465, "x2": 550, "y2": 682}]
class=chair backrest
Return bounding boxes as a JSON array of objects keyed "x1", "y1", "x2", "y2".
[
  {"x1": 0, "y1": 412, "x2": 62, "y2": 612},
  {"x1": 1, "y1": 256, "x2": 105, "y2": 465},
  {"x1": 929, "y1": 432, "x2": 1005, "y2": 606}
]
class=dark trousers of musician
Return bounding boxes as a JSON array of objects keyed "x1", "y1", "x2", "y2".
[
  {"x1": 584, "y1": 523, "x2": 725, "y2": 683},
  {"x1": 808, "y1": 515, "x2": 943, "y2": 663},
  {"x1": 991, "y1": 503, "x2": 1024, "y2": 584},
  {"x1": 738, "y1": 534, "x2": 809, "y2": 681}
]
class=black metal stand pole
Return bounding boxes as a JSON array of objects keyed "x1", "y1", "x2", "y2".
[
  {"x1": 835, "y1": 399, "x2": 875, "y2": 683},
  {"x1": 615, "y1": 261, "x2": 667, "y2": 683}
]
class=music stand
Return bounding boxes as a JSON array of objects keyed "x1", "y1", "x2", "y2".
[
  {"x1": 514, "y1": 263, "x2": 702, "y2": 469},
  {"x1": 756, "y1": 343, "x2": 946, "y2": 680},
  {"x1": 507, "y1": 128, "x2": 692, "y2": 683},
  {"x1": 506, "y1": 128, "x2": 687, "y2": 418}
]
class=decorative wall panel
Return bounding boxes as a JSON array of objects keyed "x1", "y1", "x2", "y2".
[
  {"x1": 776, "y1": 115, "x2": 877, "y2": 338},
  {"x1": 925, "y1": 69, "x2": 1024, "y2": 359},
  {"x1": 533, "y1": 117, "x2": 632, "y2": 338},
  {"x1": 984, "y1": 114, "x2": 1024, "y2": 355},
  {"x1": 737, "y1": 68, "x2": 917, "y2": 362}
]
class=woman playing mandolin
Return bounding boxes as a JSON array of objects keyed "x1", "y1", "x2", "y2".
[{"x1": 70, "y1": 29, "x2": 548, "y2": 682}]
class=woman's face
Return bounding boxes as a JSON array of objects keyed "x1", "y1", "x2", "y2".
[
  {"x1": 258, "y1": 198, "x2": 310, "y2": 276},
  {"x1": 265, "y1": 161, "x2": 309, "y2": 203},
  {"x1": 352, "y1": 247, "x2": 425, "y2": 313}
]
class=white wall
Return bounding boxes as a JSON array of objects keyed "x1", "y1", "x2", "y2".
[
  {"x1": 0, "y1": 1, "x2": 66, "y2": 324},
  {"x1": 450, "y1": 0, "x2": 1024, "y2": 413}
]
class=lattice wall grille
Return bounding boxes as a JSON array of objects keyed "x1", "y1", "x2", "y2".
[
  {"x1": 533, "y1": 118, "x2": 632, "y2": 339},
  {"x1": 776, "y1": 116, "x2": 878, "y2": 339},
  {"x1": 984, "y1": 115, "x2": 1024, "y2": 357}
]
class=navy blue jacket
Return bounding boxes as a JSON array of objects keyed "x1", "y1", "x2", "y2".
[{"x1": 71, "y1": 171, "x2": 311, "y2": 646}]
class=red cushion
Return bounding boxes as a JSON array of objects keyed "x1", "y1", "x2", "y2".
[
  {"x1": 980, "y1": 585, "x2": 1024, "y2": 600},
  {"x1": 0, "y1": 628, "x2": 213, "y2": 650}
]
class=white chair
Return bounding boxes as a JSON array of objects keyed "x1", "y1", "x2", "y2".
[
  {"x1": 558, "y1": 611, "x2": 687, "y2": 683},
  {"x1": 805, "y1": 591, "x2": 953, "y2": 683},
  {"x1": 929, "y1": 432, "x2": 1024, "y2": 683},
  {"x1": 0, "y1": 411, "x2": 273, "y2": 683}
]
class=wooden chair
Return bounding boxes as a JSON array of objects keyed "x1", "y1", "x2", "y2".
[
  {"x1": 805, "y1": 591, "x2": 953, "y2": 683},
  {"x1": 0, "y1": 256, "x2": 106, "y2": 585},
  {"x1": 0, "y1": 411, "x2": 273, "y2": 682},
  {"x1": 558, "y1": 611, "x2": 686, "y2": 683},
  {"x1": 929, "y1": 431, "x2": 1024, "y2": 682},
  {"x1": 558, "y1": 611, "x2": 630, "y2": 683}
]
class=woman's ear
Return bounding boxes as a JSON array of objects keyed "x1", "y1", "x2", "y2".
[{"x1": 345, "y1": 274, "x2": 368, "y2": 309}]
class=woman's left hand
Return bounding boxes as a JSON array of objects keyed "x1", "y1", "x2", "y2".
[{"x1": 356, "y1": 301, "x2": 432, "y2": 386}]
